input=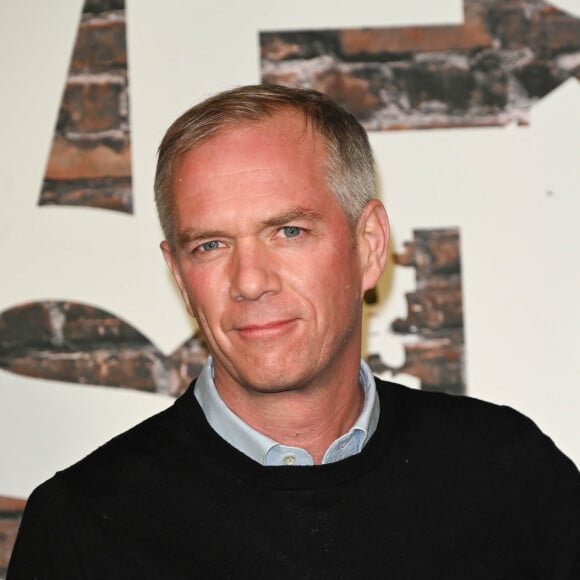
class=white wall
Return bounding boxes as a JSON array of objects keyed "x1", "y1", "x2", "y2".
[{"x1": 0, "y1": 0, "x2": 578, "y2": 497}]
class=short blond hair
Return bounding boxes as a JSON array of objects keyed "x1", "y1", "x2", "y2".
[{"x1": 154, "y1": 84, "x2": 376, "y2": 247}]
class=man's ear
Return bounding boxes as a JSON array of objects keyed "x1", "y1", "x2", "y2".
[
  {"x1": 160, "y1": 240, "x2": 196, "y2": 319},
  {"x1": 356, "y1": 200, "x2": 390, "y2": 293}
]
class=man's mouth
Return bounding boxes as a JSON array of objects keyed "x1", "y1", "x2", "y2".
[{"x1": 234, "y1": 318, "x2": 298, "y2": 338}]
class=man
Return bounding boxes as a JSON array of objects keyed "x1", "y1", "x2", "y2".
[{"x1": 8, "y1": 85, "x2": 580, "y2": 578}]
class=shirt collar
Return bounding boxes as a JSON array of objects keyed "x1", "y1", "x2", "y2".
[{"x1": 194, "y1": 356, "x2": 380, "y2": 466}]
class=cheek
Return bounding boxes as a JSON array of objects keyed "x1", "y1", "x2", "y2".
[
  {"x1": 181, "y1": 272, "x2": 220, "y2": 322},
  {"x1": 183, "y1": 261, "x2": 228, "y2": 300},
  {"x1": 322, "y1": 245, "x2": 360, "y2": 286},
  {"x1": 293, "y1": 250, "x2": 361, "y2": 310}
]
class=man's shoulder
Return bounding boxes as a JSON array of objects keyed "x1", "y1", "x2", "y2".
[
  {"x1": 40, "y1": 385, "x2": 199, "y2": 497},
  {"x1": 374, "y1": 377, "x2": 579, "y2": 479},
  {"x1": 377, "y1": 376, "x2": 538, "y2": 436}
]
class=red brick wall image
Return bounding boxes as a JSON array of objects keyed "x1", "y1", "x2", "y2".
[
  {"x1": 261, "y1": 0, "x2": 580, "y2": 130},
  {"x1": 0, "y1": 498, "x2": 26, "y2": 577},
  {"x1": 38, "y1": 0, "x2": 132, "y2": 212},
  {"x1": 368, "y1": 229, "x2": 465, "y2": 395},
  {"x1": 0, "y1": 302, "x2": 208, "y2": 398}
]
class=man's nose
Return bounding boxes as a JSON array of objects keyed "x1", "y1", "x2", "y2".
[{"x1": 229, "y1": 240, "x2": 281, "y2": 301}]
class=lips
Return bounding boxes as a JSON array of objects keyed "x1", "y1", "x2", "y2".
[{"x1": 234, "y1": 318, "x2": 298, "y2": 337}]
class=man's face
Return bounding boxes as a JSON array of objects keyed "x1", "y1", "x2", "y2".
[{"x1": 162, "y1": 111, "x2": 381, "y2": 398}]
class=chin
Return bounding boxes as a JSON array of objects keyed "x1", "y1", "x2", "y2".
[{"x1": 239, "y1": 368, "x2": 310, "y2": 395}]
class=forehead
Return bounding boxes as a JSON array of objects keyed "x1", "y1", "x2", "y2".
[
  {"x1": 168, "y1": 111, "x2": 348, "y2": 238},
  {"x1": 173, "y1": 112, "x2": 326, "y2": 195},
  {"x1": 184, "y1": 109, "x2": 321, "y2": 162}
]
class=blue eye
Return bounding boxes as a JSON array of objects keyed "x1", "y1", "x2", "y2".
[
  {"x1": 199, "y1": 240, "x2": 221, "y2": 252},
  {"x1": 282, "y1": 226, "x2": 302, "y2": 238}
]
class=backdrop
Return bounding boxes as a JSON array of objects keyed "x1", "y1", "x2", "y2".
[{"x1": 1, "y1": 0, "x2": 579, "y2": 572}]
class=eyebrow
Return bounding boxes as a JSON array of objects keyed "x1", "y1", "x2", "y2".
[
  {"x1": 177, "y1": 228, "x2": 227, "y2": 248},
  {"x1": 177, "y1": 206, "x2": 323, "y2": 249},
  {"x1": 259, "y1": 207, "x2": 323, "y2": 229}
]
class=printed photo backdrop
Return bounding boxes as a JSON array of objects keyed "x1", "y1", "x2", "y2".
[{"x1": 1, "y1": 0, "x2": 579, "y2": 573}]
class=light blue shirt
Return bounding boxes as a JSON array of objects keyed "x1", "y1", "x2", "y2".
[{"x1": 194, "y1": 357, "x2": 380, "y2": 466}]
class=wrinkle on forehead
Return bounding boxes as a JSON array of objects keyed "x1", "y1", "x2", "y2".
[
  {"x1": 170, "y1": 110, "x2": 334, "y2": 240},
  {"x1": 175, "y1": 108, "x2": 319, "y2": 171}
]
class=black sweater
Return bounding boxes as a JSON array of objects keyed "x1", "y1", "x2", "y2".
[{"x1": 8, "y1": 379, "x2": 580, "y2": 579}]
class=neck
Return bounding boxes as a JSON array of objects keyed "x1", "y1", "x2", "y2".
[{"x1": 215, "y1": 363, "x2": 364, "y2": 465}]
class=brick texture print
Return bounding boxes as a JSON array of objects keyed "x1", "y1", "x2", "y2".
[
  {"x1": 38, "y1": 0, "x2": 132, "y2": 212},
  {"x1": 0, "y1": 302, "x2": 208, "y2": 397},
  {"x1": 0, "y1": 497, "x2": 26, "y2": 577},
  {"x1": 260, "y1": 0, "x2": 580, "y2": 130},
  {"x1": 368, "y1": 229, "x2": 465, "y2": 395}
]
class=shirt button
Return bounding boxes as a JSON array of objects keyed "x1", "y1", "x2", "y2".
[{"x1": 283, "y1": 453, "x2": 297, "y2": 466}]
